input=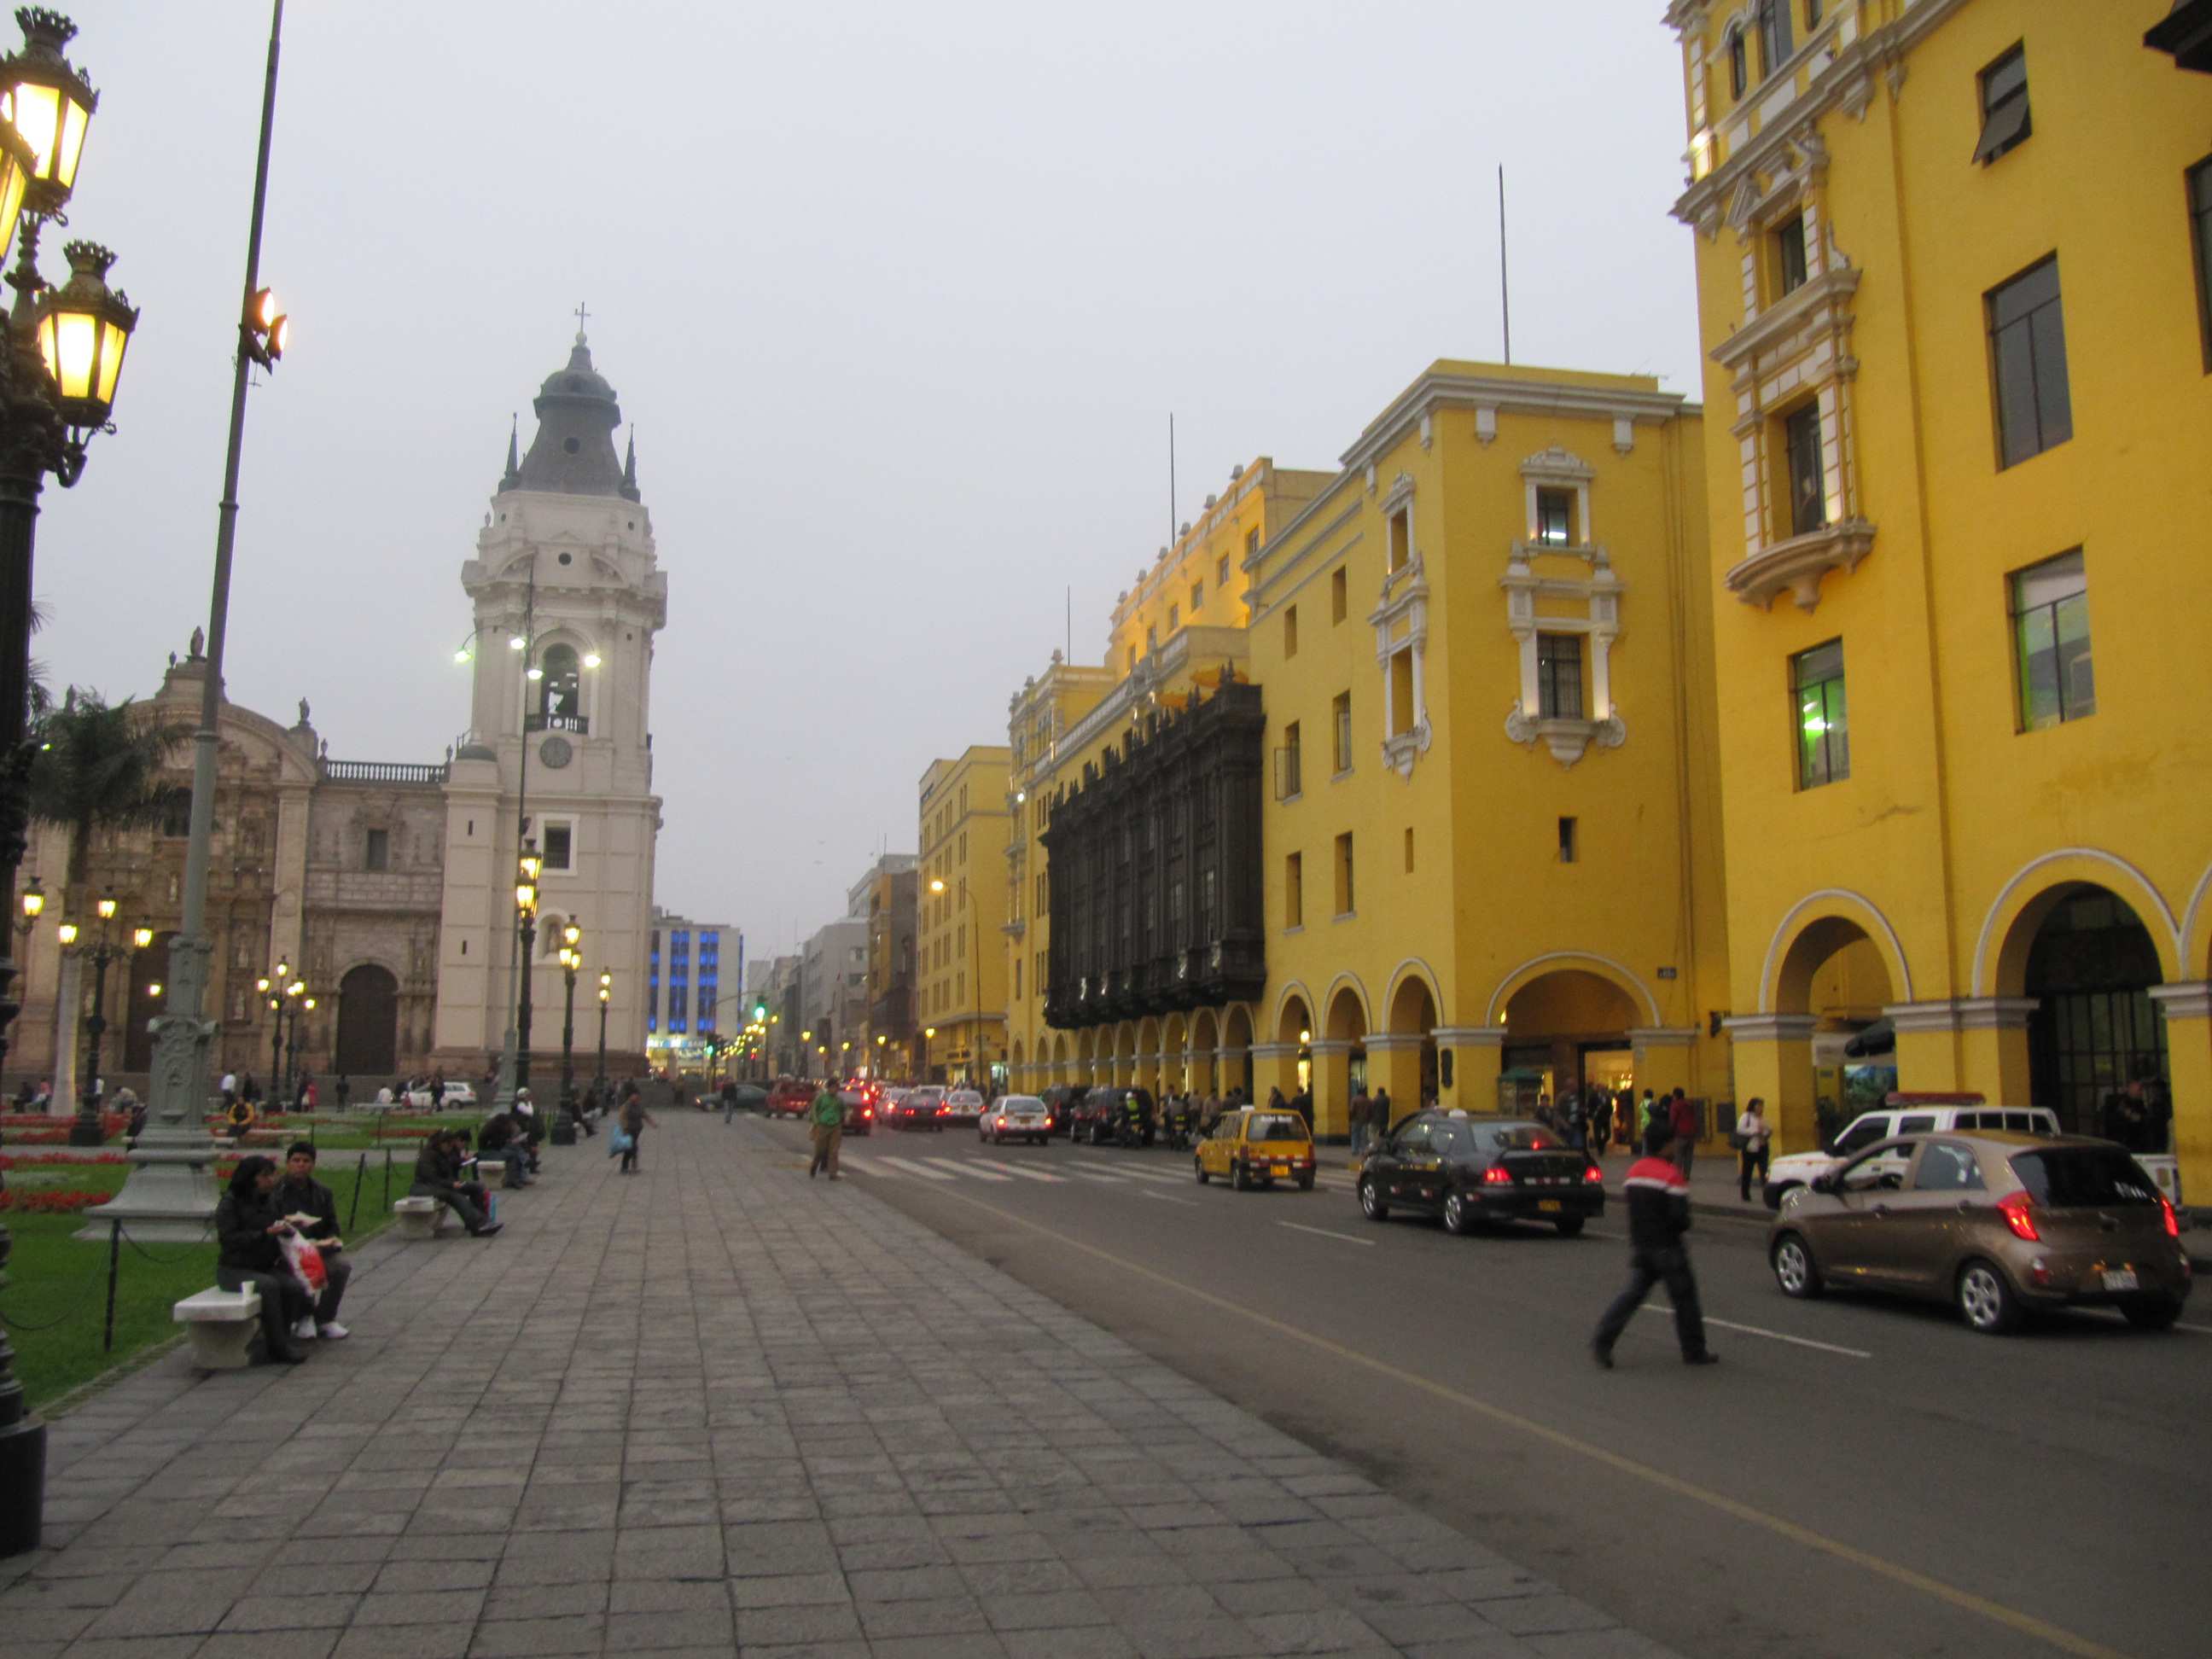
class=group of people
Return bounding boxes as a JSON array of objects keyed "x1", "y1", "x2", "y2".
[{"x1": 213, "y1": 1144, "x2": 355, "y2": 1365}]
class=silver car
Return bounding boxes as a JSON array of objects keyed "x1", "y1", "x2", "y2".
[{"x1": 981, "y1": 1095, "x2": 1051, "y2": 1145}]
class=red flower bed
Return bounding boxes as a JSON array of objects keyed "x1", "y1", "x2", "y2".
[
  {"x1": 0, "y1": 1152, "x2": 128, "y2": 1170},
  {"x1": 0, "y1": 1187, "x2": 111, "y2": 1213}
]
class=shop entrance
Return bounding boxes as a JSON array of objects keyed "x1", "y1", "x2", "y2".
[{"x1": 2025, "y1": 887, "x2": 2168, "y2": 1141}]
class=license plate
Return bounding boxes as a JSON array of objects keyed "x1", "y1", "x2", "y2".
[
  {"x1": 1538, "y1": 1200, "x2": 1563, "y2": 1214},
  {"x1": 2102, "y1": 1269, "x2": 2139, "y2": 1292}
]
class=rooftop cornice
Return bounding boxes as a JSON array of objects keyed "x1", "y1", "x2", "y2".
[
  {"x1": 1339, "y1": 370, "x2": 1691, "y2": 475},
  {"x1": 1711, "y1": 265, "x2": 1861, "y2": 375}
]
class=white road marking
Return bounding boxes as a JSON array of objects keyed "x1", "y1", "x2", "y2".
[
  {"x1": 1278, "y1": 1221, "x2": 1377, "y2": 1248},
  {"x1": 986, "y1": 1162, "x2": 1068, "y2": 1184},
  {"x1": 921, "y1": 1157, "x2": 1012, "y2": 1183},
  {"x1": 878, "y1": 1156, "x2": 958, "y2": 1183},
  {"x1": 1086, "y1": 1162, "x2": 1193, "y2": 1185},
  {"x1": 1141, "y1": 1190, "x2": 1197, "y2": 1207},
  {"x1": 1637, "y1": 1304, "x2": 1871, "y2": 1359},
  {"x1": 2174, "y1": 1322, "x2": 2212, "y2": 1336},
  {"x1": 1065, "y1": 1169, "x2": 1133, "y2": 1185},
  {"x1": 852, "y1": 1161, "x2": 899, "y2": 1178}
]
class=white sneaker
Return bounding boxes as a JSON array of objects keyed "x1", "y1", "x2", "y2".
[
  {"x1": 317, "y1": 1322, "x2": 349, "y2": 1341},
  {"x1": 293, "y1": 1316, "x2": 317, "y2": 1340}
]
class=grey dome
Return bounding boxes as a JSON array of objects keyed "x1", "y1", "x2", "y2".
[{"x1": 502, "y1": 334, "x2": 632, "y2": 499}]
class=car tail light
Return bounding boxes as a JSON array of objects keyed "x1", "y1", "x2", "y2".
[
  {"x1": 1998, "y1": 1190, "x2": 2040, "y2": 1242},
  {"x1": 1481, "y1": 1166, "x2": 1514, "y2": 1186},
  {"x1": 2161, "y1": 1195, "x2": 2180, "y2": 1240},
  {"x1": 936, "y1": 1106, "x2": 948, "y2": 1115},
  {"x1": 1583, "y1": 1165, "x2": 1603, "y2": 1184}
]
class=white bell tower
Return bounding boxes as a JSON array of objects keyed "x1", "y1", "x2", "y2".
[{"x1": 432, "y1": 324, "x2": 666, "y2": 1086}]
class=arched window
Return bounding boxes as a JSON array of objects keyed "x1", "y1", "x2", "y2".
[
  {"x1": 539, "y1": 643, "x2": 580, "y2": 725},
  {"x1": 1728, "y1": 26, "x2": 1748, "y2": 97}
]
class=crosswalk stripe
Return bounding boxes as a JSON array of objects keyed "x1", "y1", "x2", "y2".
[
  {"x1": 878, "y1": 1156, "x2": 958, "y2": 1182},
  {"x1": 1064, "y1": 1168, "x2": 1132, "y2": 1185},
  {"x1": 921, "y1": 1157, "x2": 1012, "y2": 1183},
  {"x1": 985, "y1": 1162, "x2": 1068, "y2": 1184},
  {"x1": 1087, "y1": 1161, "x2": 1190, "y2": 1185},
  {"x1": 851, "y1": 1161, "x2": 898, "y2": 1178}
]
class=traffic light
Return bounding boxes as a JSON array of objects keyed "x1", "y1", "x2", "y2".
[{"x1": 754, "y1": 1000, "x2": 768, "y2": 1022}]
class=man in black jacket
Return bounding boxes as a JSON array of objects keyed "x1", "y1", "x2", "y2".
[
  {"x1": 276, "y1": 1142, "x2": 352, "y2": 1339},
  {"x1": 1591, "y1": 1121, "x2": 1715, "y2": 1369},
  {"x1": 477, "y1": 1113, "x2": 534, "y2": 1189}
]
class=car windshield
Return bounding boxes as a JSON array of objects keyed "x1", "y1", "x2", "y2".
[
  {"x1": 1000, "y1": 1097, "x2": 1043, "y2": 1112},
  {"x1": 2011, "y1": 1148, "x2": 2159, "y2": 1208},
  {"x1": 1485, "y1": 1125, "x2": 1560, "y2": 1152},
  {"x1": 949, "y1": 1091, "x2": 981, "y2": 1105},
  {"x1": 1247, "y1": 1114, "x2": 1308, "y2": 1143}
]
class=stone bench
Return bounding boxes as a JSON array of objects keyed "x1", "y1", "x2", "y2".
[
  {"x1": 393, "y1": 1196, "x2": 456, "y2": 1240},
  {"x1": 173, "y1": 1287, "x2": 261, "y2": 1370}
]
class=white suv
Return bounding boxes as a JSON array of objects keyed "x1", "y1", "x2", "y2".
[
  {"x1": 1763, "y1": 1102, "x2": 2058, "y2": 1209},
  {"x1": 943, "y1": 1088, "x2": 986, "y2": 1124}
]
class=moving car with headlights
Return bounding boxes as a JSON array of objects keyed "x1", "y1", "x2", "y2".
[
  {"x1": 1355, "y1": 1112, "x2": 1602, "y2": 1236},
  {"x1": 889, "y1": 1085, "x2": 947, "y2": 1132},
  {"x1": 980, "y1": 1095, "x2": 1051, "y2": 1145},
  {"x1": 1195, "y1": 1106, "x2": 1316, "y2": 1190},
  {"x1": 837, "y1": 1087, "x2": 876, "y2": 1137},
  {"x1": 1038, "y1": 1083, "x2": 1085, "y2": 1136},
  {"x1": 942, "y1": 1087, "x2": 986, "y2": 1126},
  {"x1": 1762, "y1": 1097, "x2": 2058, "y2": 1208},
  {"x1": 1767, "y1": 1132, "x2": 2188, "y2": 1334}
]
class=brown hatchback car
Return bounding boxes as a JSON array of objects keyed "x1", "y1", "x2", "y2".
[{"x1": 1767, "y1": 1132, "x2": 2190, "y2": 1334}]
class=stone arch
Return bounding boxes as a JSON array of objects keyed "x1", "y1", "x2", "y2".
[
  {"x1": 1385, "y1": 960, "x2": 1442, "y2": 1034},
  {"x1": 1190, "y1": 1006, "x2": 1219, "y2": 1053},
  {"x1": 1010, "y1": 1038, "x2": 1024, "y2": 1080},
  {"x1": 2180, "y1": 854, "x2": 2212, "y2": 981},
  {"x1": 1485, "y1": 952, "x2": 1661, "y2": 1028},
  {"x1": 1975, "y1": 849, "x2": 2183, "y2": 998},
  {"x1": 1220, "y1": 1002, "x2": 1256, "y2": 1098},
  {"x1": 1161, "y1": 1012, "x2": 1188, "y2": 1091},
  {"x1": 1321, "y1": 974, "x2": 1371, "y2": 1040},
  {"x1": 1272, "y1": 982, "x2": 1315, "y2": 1045},
  {"x1": 1756, "y1": 890, "x2": 1913, "y2": 1014}
]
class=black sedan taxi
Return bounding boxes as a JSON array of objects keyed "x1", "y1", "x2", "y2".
[{"x1": 1355, "y1": 1111, "x2": 1603, "y2": 1237}]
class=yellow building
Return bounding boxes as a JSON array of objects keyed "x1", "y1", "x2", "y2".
[
  {"x1": 1668, "y1": 1, "x2": 2212, "y2": 1186},
  {"x1": 1241, "y1": 362, "x2": 1726, "y2": 1139},
  {"x1": 1002, "y1": 460, "x2": 1332, "y2": 1095},
  {"x1": 917, "y1": 748, "x2": 1012, "y2": 1086}
]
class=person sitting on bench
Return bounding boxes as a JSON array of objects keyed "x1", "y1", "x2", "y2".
[
  {"x1": 409, "y1": 1129, "x2": 502, "y2": 1237},
  {"x1": 275, "y1": 1141, "x2": 351, "y2": 1339},
  {"x1": 214, "y1": 1155, "x2": 311, "y2": 1364},
  {"x1": 476, "y1": 1113, "x2": 534, "y2": 1190}
]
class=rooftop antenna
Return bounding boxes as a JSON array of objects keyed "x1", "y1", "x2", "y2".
[
  {"x1": 1066, "y1": 585, "x2": 1073, "y2": 663},
  {"x1": 1498, "y1": 165, "x2": 1512, "y2": 366},
  {"x1": 1168, "y1": 412, "x2": 1178, "y2": 550}
]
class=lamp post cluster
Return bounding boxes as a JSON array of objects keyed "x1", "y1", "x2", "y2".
[
  {"x1": 594, "y1": 967, "x2": 611, "y2": 1104},
  {"x1": 55, "y1": 894, "x2": 150, "y2": 1144},
  {"x1": 254, "y1": 961, "x2": 312, "y2": 1103},
  {"x1": 513, "y1": 839, "x2": 539, "y2": 1101},
  {"x1": 553, "y1": 919, "x2": 580, "y2": 1144}
]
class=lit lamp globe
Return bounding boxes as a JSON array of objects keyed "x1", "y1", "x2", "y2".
[
  {"x1": 0, "y1": 117, "x2": 31, "y2": 270},
  {"x1": 5, "y1": 7, "x2": 97, "y2": 214},
  {"x1": 19, "y1": 879, "x2": 43, "y2": 923},
  {"x1": 131, "y1": 924, "x2": 151, "y2": 949},
  {"x1": 36, "y1": 240, "x2": 136, "y2": 434}
]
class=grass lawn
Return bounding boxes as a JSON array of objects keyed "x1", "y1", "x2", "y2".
[{"x1": 0, "y1": 1147, "x2": 417, "y2": 1412}]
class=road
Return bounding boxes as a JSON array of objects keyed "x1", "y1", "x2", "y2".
[{"x1": 755, "y1": 1115, "x2": 2211, "y2": 1658}]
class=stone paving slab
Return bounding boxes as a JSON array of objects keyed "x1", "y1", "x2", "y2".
[{"x1": 0, "y1": 1112, "x2": 1679, "y2": 1656}]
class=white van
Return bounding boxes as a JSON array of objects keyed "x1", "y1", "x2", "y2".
[{"x1": 1762, "y1": 1099, "x2": 2058, "y2": 1209}]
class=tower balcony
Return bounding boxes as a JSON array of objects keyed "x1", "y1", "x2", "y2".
[{"x1": 525, "y1": 712, "x2": 590, "y2": 735}]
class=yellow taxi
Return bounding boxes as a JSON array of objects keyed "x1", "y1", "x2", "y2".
[{"x1": 1195, "y1": 1107, "x2": 1316, "y2": 1191}]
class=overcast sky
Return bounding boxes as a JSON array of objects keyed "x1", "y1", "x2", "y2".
[{"x1": 35, "y1": 1, "x2": 1701, "y2": 959}]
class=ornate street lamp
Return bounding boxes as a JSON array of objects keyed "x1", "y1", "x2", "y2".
[
  {"x1": 259, "y1": 959, "x2": 288, "y2": 1094},
  {"x1": 594, "y1": 968, "x2": 610, "y2": 1106},
  {"x1": 9, "y1": 875, "x2": 38, "y2": 1010},
  {"x1": 63, "y1": 893, "x2": 116, "y2": 1145},
  {"x1": 552, "y1": 921, "x2": 580, "y2": 1144},
  {"x1": 513, "y1": 841, "x2": 539, "y2": 1099}
]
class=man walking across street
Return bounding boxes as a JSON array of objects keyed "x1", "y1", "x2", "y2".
[
  {"x1": 808, "y1": 1080, "x2": 844, "y2": 1179},
  {"x1": 1591, "y1": 1121, "x2": 1714, "y2": 1369}
]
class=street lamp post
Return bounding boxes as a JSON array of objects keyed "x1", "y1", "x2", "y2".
[
  {"x1": 553, "y1": 922, "x2": 579, "y2": 1145},
  {"x1": 514, "y1": 841, "x2": 539, "y2": 1099},
  {"x1": 257, "y1": 959, "x2": 288, "y2": 1097},
  {"x1": 64, "y1": 894, "x2": 118, "y2": 1145},
  {"x1": 594, "y1": 968, "x2": 609, "y2": 1103},
  {"x1": 9, "y1": 876, "x2": 39, "y2": 1015},
  {"x1": 923, "y1": 1025, "x2": 935, "y2": 1086}
]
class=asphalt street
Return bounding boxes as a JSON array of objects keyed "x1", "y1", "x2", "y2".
[{"x1": 763, "y1": 1115, "x2": 2211, "y2": 1659}]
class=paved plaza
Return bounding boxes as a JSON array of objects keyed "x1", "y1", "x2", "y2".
[{"x1": 0, "y1": 1111, "x2": 1671, "y2": 1658}]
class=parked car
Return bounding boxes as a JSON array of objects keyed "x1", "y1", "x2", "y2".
[
  {"x1": 1768, "y1": 1132, "x2": 2189, "y2": 1333},
  {"x1": 765, "y1": 1079, "x2": 815, "y2": 1119},
  {"x1": 1763, "y1": 1097, "x2": 2060, "y2": 1208},
  {"x1": 1039, "y1": 1084, "x2": 1086, "y2": 1137},
  {"x1": 980, "y1": 1096, "x2": 1051, "y2": 1145},
  {"x1": 1355, "y1": 1111, "x2": 1603, "y2": 1237},
  {"x1": 1081, "y1": 1086, "x2": 1155, "y2": 1146},
  {"x1": 403, "y1": 1080, "x2": 477, "y2": 1109},
  {"x1": 890, "y1": 1086, "x2": 947, "y2": 1132},
  {"x1": 1195, "y1": 1107, "x2": 1315, "y2": 1190},
  {"x1": 838, "y1": 1088, "x2": 876, "y2": 1137},
  {"x1": 1065, "y1": 1087, "x2": 1119, "y2": 1144},
  {"x1": 943, "y1": 1088, "x2": 986, "y2": 1126}
]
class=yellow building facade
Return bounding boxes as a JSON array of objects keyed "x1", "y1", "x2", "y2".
[
  {"x1": 1003, "y1": 459, "x2": 1331, "y2": 1097},
  {"x1": 917, "y1": 748, "x2": 1011, "y2": 1086},
  {"x1": 1242, "y1": 362, "x2": 1728, "y2": 1140},
  {"x1": 1668, "y1": 1, "x2": 2212, "y2": 1188}
]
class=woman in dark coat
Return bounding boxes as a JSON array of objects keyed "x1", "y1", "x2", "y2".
[{"x1": 215, "y1": 1155, "x2": 311, "y2": 1364}]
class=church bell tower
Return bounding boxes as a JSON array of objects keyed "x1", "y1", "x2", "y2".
[{"x1": 431, "y1": 322, "x2": 665, "y2": 1080}]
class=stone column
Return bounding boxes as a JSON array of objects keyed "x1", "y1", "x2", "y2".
[
  {"x1": 1885, "y1": 998, "x2": 2038, "y2": 1102},
  {"x1": 1190, "y1": 1039, "x2": 1217, "y2": 1097},
  {"x1": 1364, "y1": 1033, "x2": 1427, "y2": 1108},
  {"x1": 1136, "y1": 1051, "x2": 1162, "y2": 1097},
  {"x1": 1249, "y1": 1041, "x2": 1300, "y2": 1101},
  {"x1": 2149, "y1": 983, "x2": 2209, "y2": 1203},
  {"x1": 1214, "y1": 1045, "x2": 1248, "y2": 1099},
  {"x1": 1434, "y1": 1027, "x2": 1505, "y2": 1115},
  {"x1": 1306, "y1": 1039, "x2": 1351, "y2": 1141},
  {"x1": 1723, "y1": 1014, "x2": 1819, "y2": 1156},
  {"x1": 1628, "y1": 1026, "x2": 1703, "y2": 1139}
]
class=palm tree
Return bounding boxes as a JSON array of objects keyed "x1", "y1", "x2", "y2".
[{"x1": 26, "y1": 690, "x2": 189, "y2": 1107}]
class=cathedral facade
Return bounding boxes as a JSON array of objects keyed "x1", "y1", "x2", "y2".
[{"x1": 9, "y1": 335, "x2": 661, "y2": 1097}]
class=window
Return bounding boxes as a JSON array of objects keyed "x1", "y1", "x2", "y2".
[
  {"x1": 1277, "y1": 722, "x2": 1302, "y2": 799},
  {"x1": 1388, "y1": 649, "x2": 1415, "y2": 735},
  {"x1": 538, "y1": 643, "x2": 580, "y2": 723},
  {"x1": 160, "y1": 795, "x2": 192, "y2": 837},
  {"x1": 1330, "y1": 691, "x2": 1353, "y2": 774},
  {"x1": 1146, "y1": 625, "x2": 1157, "y2": 654},
  {"x1": 1014, "y1": 960, "x2": 1022, "y2": 999},
  {"x1": 1535, "y1": 487, "x2": 1573, "y2": 546},
  {"x1": 1333, "y1": 832, "x2": 1354, "y2": 917},
  {"x1": 2189, "y1": 158, "x2": 2212, "y2": 370},
  {"x1": 1388, "y1": 506, "x2": 1412, "y2": 572},
  {"x1": 1284, "y1": 605, "x2": 1299, "y2": 658},
  {"x1": 2011, "y1": 550, "x2": 2094, "y2": 730},
  {"x1": 1973, "y1": 44, "x2": 2030, "y2": 166},
  {"x1": 1988, "y1": 258, "x2": 2072, "y2": 468},
  {"x1": 1784, "y1": 402, "x2": 1825, "y2": 535},
  {"x1": 364, "y1": 828, "x2": 389, "y2": 871},
  {"x1": 1190, "y1": 580, "x2": 1203, "y2": 610},
  {"x1": 1402, "y1": 827, "x2": 1414, "y2": 873},
  {"x1": 1536, "y1": 633, "x2": 1584, "y2": 720},
  {"x1": 541, "y1": 821, "x2": 573, "y2": 872},
  {"x1": 1913, "y1": 1143, "x2": 1984, "y2": 1192},
  {"x1": 1284, "y1": 852, "x2": 1303, "y2": 928},
  {"x1": 1167, "y1": 603, "x2": 1179, "y2": 632},
  {"x1": 1728, "y1": 26, "x2": 1747, "y2": 98},
  {"x1": 1218, "y1": 554, "x2": 1231, "y2": 588},
  {"x1": 1557, "y1": 817, "x2": 1577, "y2": 864},
  {"x1": 1775, "y1": 214, "x2": 1809, "y2": 298},
  {"x1": 1792, "y1": 640, "x2": 1849, "y2": 789},
  {"x1": 1330, "y1": 566, "x2": 1348, "y2": 623},
  {"x1": 1755, "y1": 0, "x2": 1792, "y2": 78}
]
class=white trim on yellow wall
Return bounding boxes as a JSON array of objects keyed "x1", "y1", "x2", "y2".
[
  {"x1": 1483, "y1": 951, "x2": 1662, "y2": 1028},
  {"x1": 1756, "y1": 887, "x2": 1914, "y2": 1015},
  {"x1": 1970, "y1": 847, "x2": 2184, "y2": 999}
]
